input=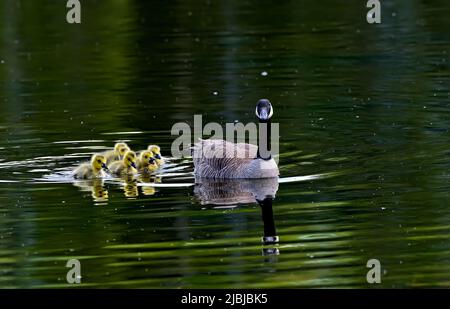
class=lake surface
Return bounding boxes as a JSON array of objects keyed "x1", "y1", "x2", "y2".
[{"x1": 0, "y1": 0, "x2": 449, "y2": 288}]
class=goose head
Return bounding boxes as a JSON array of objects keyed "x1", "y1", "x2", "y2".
[
  {"x1": 255, "y1": 99, "x2": 273, "y2": 122},
  {"x1": 123, "y1": 150, "x2": 137, "y2": 169},
  {"x1": 147, "y1": 157, "x2": 159, "y2": 172},
  {"x1": 255, "y1": 99, "x2": 275, "y2": 160},
  {"x1": 114, "y1": 142, "x2": 130, "y2": 157},
  {"x1": 140, "y1": 150, "x2": 158, "y2": 172},
  {"x1": 139, "y1": 150, "x2": 153, "y2": 163},
  {"x1": 90, "y1": 154, "x2": 108, "y2": 172},
  {"x1": 148, "y1": 145, "x2": 163, "y2": 165}
]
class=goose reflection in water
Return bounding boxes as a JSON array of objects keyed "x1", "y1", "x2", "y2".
[
  {"x1": 73, "y1": 179, "x2": 109, "y2": 202},
  {"x1": 194, "y1": 177, "x2": 280, "y2": 257},
  {"x1": 139, "y1": 174, "x2": 162, "y2": 196},
  {"x1": 122, "y1": 175, "x2": 139, "y2": 198}
]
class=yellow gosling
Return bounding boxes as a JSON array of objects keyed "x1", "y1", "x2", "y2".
[
  {"x1": 104, "y1": 142, "x2": 130, "y2": 164},
  {"x1": 148, "y1": 145, "x2": 164, "y2": 166},
  {"x1": 73, "y1": 154, "x2": 108, "y2": 179},
  {"x1": 141, "y1": 157, "x2": 159, "y2": 174},
  {"x1": 137, "y1": 151, "x2": 159, "y2": 174},
  {"x1": 108, "y1": 150, "x2": 138, "y2": 176},
  {"x1": 137, "y1": 150, "x2": 153, "y2": 169}
]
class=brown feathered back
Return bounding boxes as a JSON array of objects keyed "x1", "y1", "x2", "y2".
[{"x1": 193, "y1": 139, "x2": 278, "y2": 179}]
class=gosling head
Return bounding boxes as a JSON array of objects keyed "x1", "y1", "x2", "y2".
[
  {"x1": 91, "y1": 154, "x2": 108, "y2": 172},
  {"x1": 124, "y1": 150, "x2": 137, "y2": 169},
  {"x1": 139, "y1": 150, "x2": 154, "y2": 163},
  {"x1": 255, "y1": 99, "x2": 273, "y2": 122},
  {"x1": 148, "y1": 145, "x2": 163, "y2": 164},
  {"x1": 114, "y1": 142, "x2": 130, "y2": 157},
  {"x1": 147, "y1": 157, "x2": 159, "y2": 173},
  {"x1": 148, "y1": 145, "x2": 161, "y2": 159},
  {"x1": 140, "y1": 150, "x2": 158, "y2": 171}
]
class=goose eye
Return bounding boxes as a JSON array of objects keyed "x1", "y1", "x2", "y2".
[{"x1": 97, "y1": 160, "x2": 101, "y2": 163}]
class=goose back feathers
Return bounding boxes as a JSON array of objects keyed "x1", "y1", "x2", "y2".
[{"x1": 193, "y1": 139, "x2": 278, "y2": 179}]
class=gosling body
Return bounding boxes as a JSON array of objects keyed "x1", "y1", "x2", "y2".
[
  {"x1": 137, "y1": 151, "x2": 159, "y2": 174},
  {"x1": 108, "y1": 150, "x2": 138, "y2": 176},
  {"x1": 104, "y1": 142, "x2": 130, "y2": 164},
  {"x1": 73, "y1": 154, "x2": 108, "y2": 179}
]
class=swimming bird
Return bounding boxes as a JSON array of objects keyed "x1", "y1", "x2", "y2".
[
  {"x1": 108, "y1": 150, "x2": 138, "y2": 176},
  {"x1": 137, "y1": 150, "x2": 159, "y2": 174},
  {"x1": 148, "y1": 145, "x2": 164, "y2": 166},
  {"x1": 73, "y1": 154, "x2": 109, "y2": 179},
  {"x1": 193, "y1": 99, "x2": 279, "y2": 179},
  {"x1": 104, "y1": 142, "x2": 130, "y2": 164}
]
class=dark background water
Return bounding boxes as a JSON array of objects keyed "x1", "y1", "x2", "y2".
[{"x1": 0, "y1": 0, "x2": 449, "y2": 288}]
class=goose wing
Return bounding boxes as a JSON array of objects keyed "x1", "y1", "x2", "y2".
[{"x1": 193, "y1": 139, "x2": 257, "y2": 176}]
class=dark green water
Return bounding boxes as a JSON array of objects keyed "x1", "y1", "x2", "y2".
[{"x1": 1, "y1": 0, "x2": 450, "y2": 288}]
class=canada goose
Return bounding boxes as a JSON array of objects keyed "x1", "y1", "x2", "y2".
[
  {"x1": 193, "y1": 99, "x2": 279, "y2": 179},
  {"x1": 137, "y1": 150, "x2": 158, "y2": 174},
  {"x1": 108, "y1": 150, "x2": 138, "y2": 176},
  {"x1": 148, "y1": 145, "x2": 164, "y2": 166},
  {"x1": 73, "y1": 154, "x2": 109, "y2": 179},
  {"x1": 104, "y1": 142, "x2": 130, "y2": 164}
]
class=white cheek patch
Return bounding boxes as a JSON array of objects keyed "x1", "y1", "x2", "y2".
[{"x1": 255, "y1": 102, "x2": 273, "y2": 119}]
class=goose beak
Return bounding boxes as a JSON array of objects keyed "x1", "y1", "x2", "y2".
[
  {"x1": 154, "y1": 154, "x2": 161, "y2": 160},
  {"x1": 149, "y1": 158, "x2": 156, "y2": 165},
  {"x1": 101, "y1": 163, "x2": 109, "y2": 172},
  {"x1": 131, "y1": 162, "x2": 137, "y2": 169}
]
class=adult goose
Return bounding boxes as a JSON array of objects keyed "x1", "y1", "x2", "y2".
[{"x1": 193, "y1": 99, "x2": 279, "y2": 179}]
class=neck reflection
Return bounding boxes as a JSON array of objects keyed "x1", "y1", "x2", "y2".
[
  {"x1": 194, "y1": 177, "x2": 280, "y2": 257},
  {"x1": 258, "y1": 197, "x2": 280, "y2": 257}
]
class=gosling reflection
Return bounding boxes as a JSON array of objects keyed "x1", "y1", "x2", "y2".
[
  {"x1": 122, "y1": 175, "x2": 139, "y2": 198},
  {"x1": 73, "y1": 179, "x2": 109, "y2": 202},
  {"x1": 194, "y1": 177, "x2": 279, "y2": 257},
  {"x1": 138, "y1": 174, "x2": 162, "y2": 196}
]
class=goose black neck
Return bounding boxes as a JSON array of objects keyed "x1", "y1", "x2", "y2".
[{"x1": 257, "y1": 119, "x2": 272, "y2": 160}]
